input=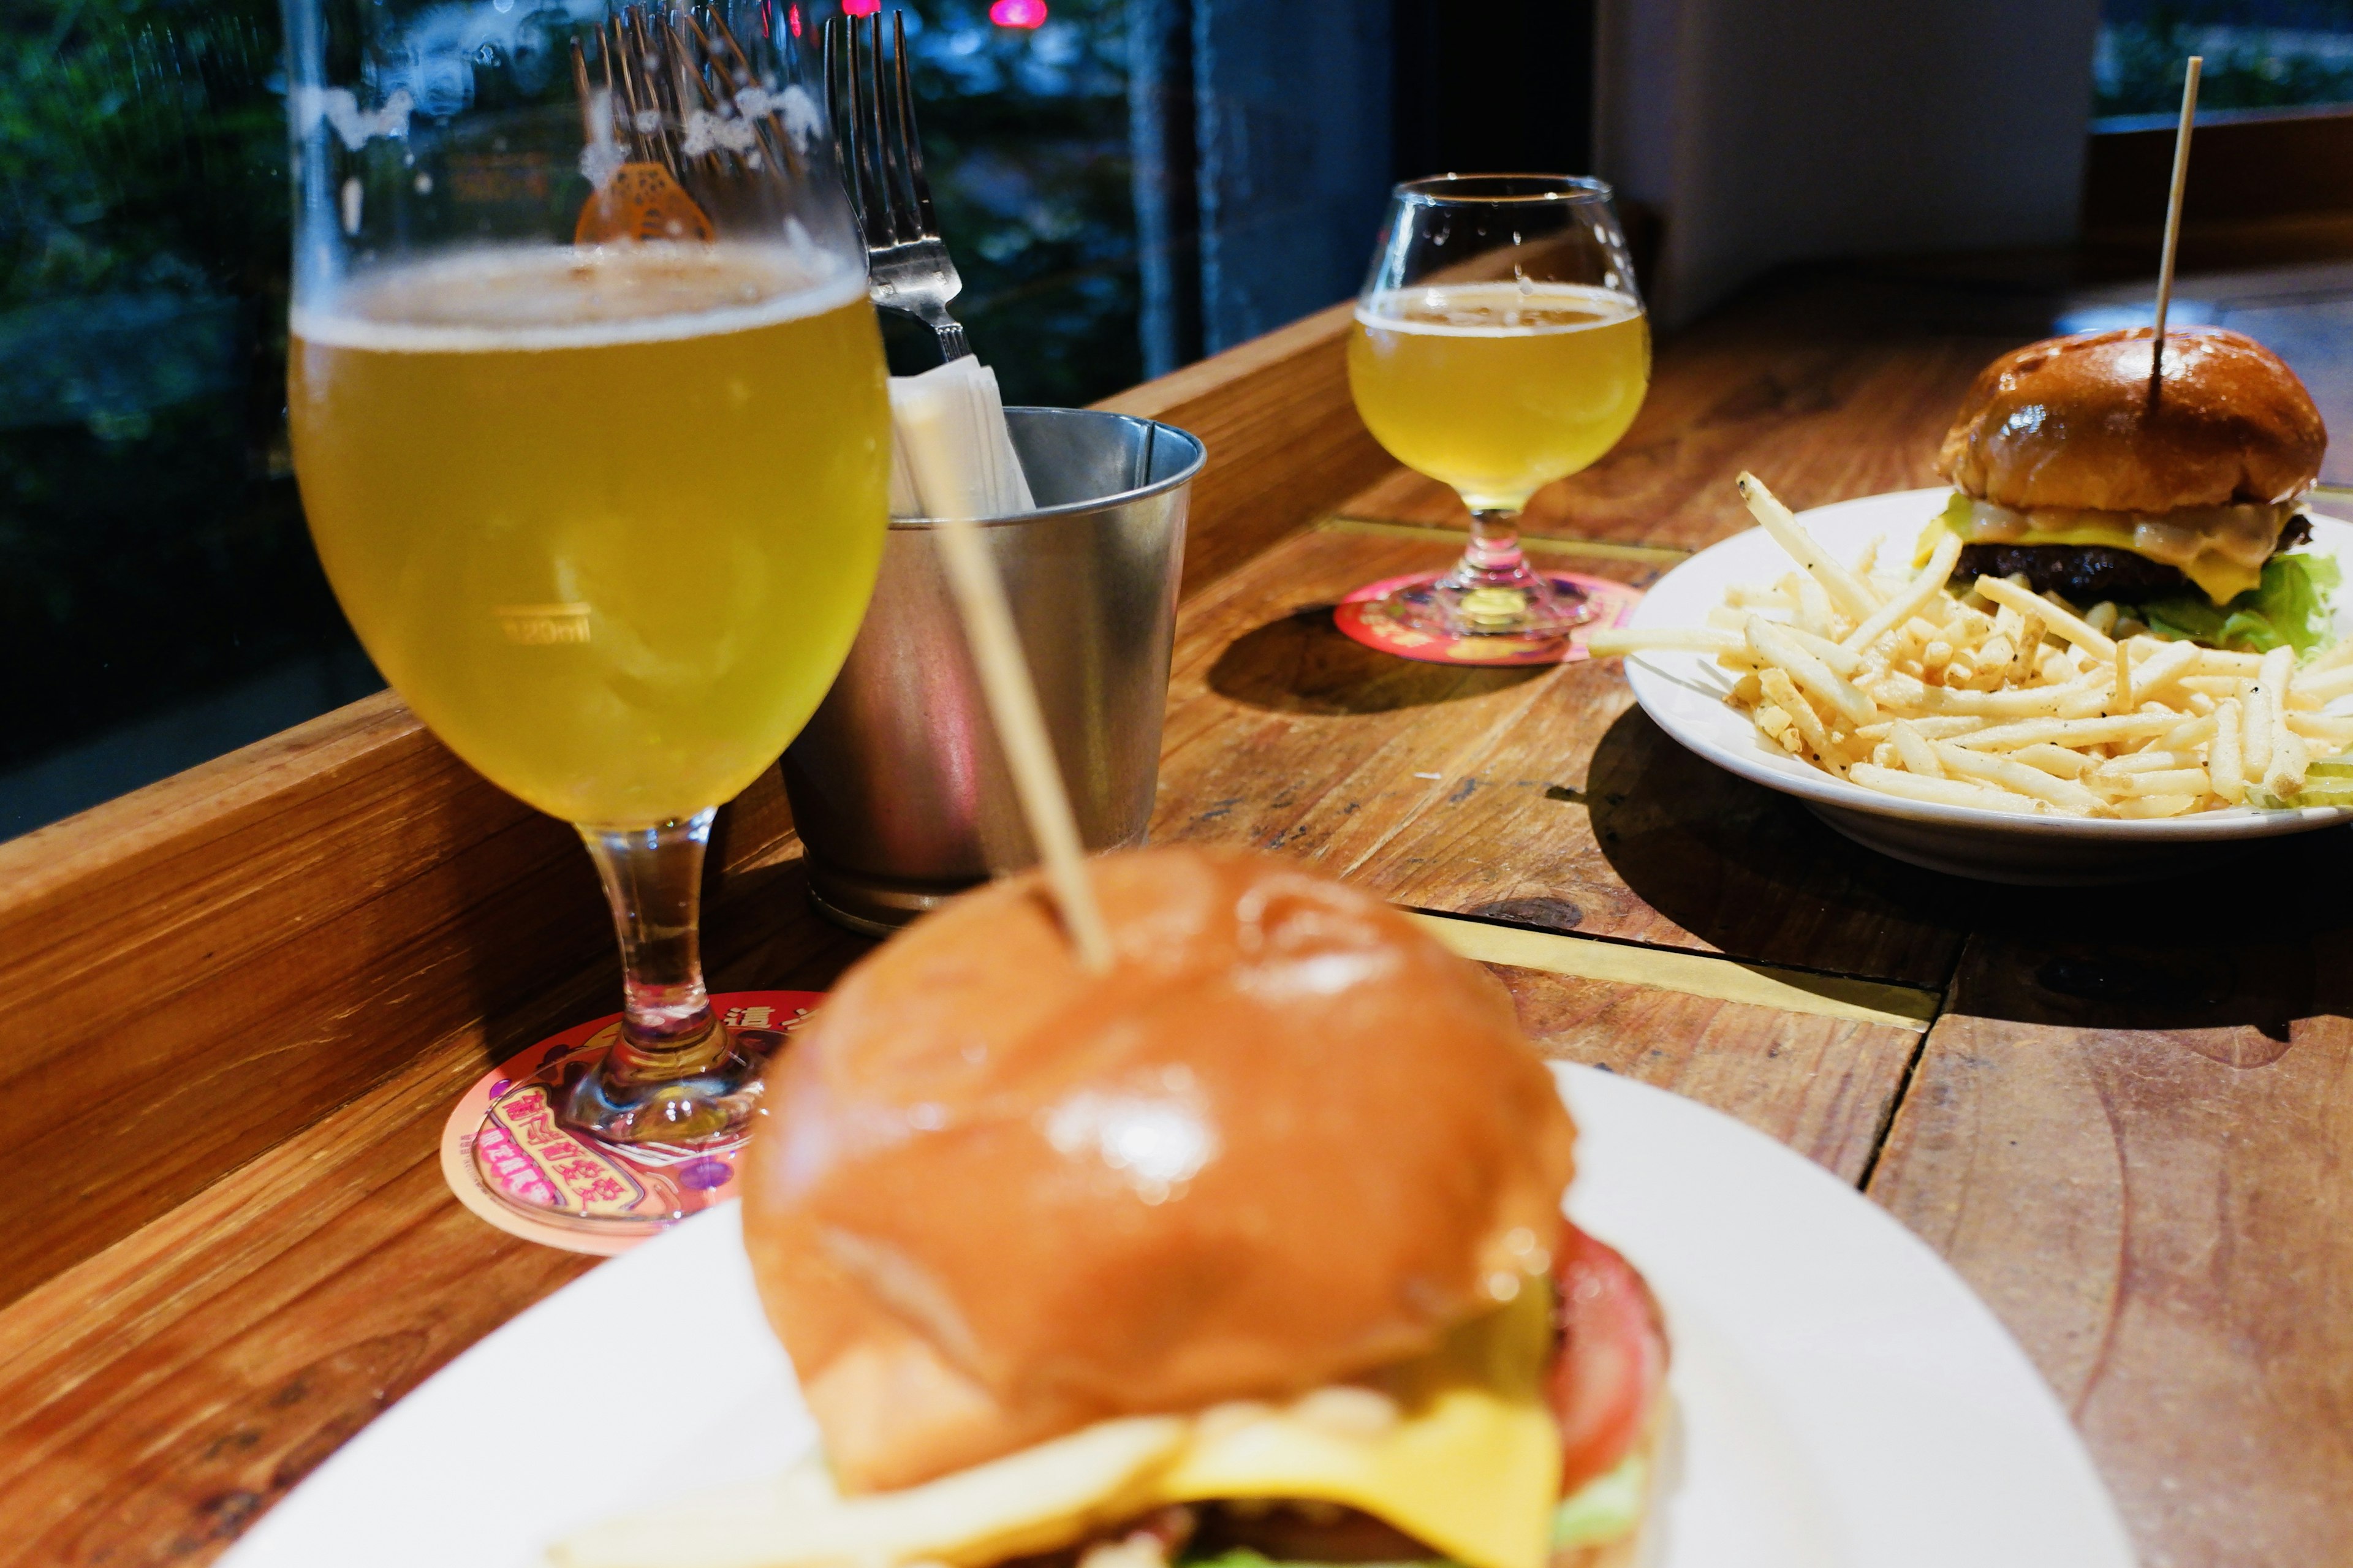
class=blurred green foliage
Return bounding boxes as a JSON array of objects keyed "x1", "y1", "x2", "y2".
[
  {"x1": 897, "y1": 0, "x2": 1140, "y2": 404},
  {"x1": 2098, "y1": 4, "x2": 2353, "y2": 116},
  {"x1": 0, "y1": 0, "x2": 1143, "y2": 800},
  {"x1": 0, "y1": 0, "x2": 361, "y2": 775},
  {"x1": 0, "y1": 0, "x2": 286, "y2": 303}
]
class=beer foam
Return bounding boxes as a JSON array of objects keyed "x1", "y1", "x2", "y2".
[
  {"x1": 1355, "y1": 281, "x2": 1642, "y2": 337},
  {"x1": 293, "y1": 243, "x2": 868, "y2": 352}
]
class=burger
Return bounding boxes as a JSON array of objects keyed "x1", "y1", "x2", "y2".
[
  {"x1": 1928, "y1": 325, "x2": 2335, "y2": 650},
  {"x1": 558, "y1": 849, "x2": 1670, "y2": 1568}
]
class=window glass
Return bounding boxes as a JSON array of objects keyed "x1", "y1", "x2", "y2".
[
  {"x1": 0, "y1": 0, "x2": 1150, "y2": 840},
  {"x1": 898, "y1": 1, "x2": 1141, "y2": 404},
  {"x1": 0, "y1": 0, "x2": 1404, "y2": 841},
  {"x1": 1, "y1": 0, "x2": 380, "y2": 839},
  {"x1": 2097, "y1": 1, "x2": 2353, "y2": 123}
]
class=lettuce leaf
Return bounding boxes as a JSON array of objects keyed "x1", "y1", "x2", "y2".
[
  {"x1": 1550, "y1": 1448, "x2": 1651, "y2": 1550},
  {"x1": 2130, "y1": 551, "x2": 2341, "y2": 657},
  {"x1": 2248, "y1": 756, "x2": 2353, "y2": 809}
]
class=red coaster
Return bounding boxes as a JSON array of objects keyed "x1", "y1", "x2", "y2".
[
  {"x1": 439, "y1": 990, "x2": 824, "y2": 1255},
  {"x1": 1333, "y1": 571, "x2": 1645, "y2": 665}
]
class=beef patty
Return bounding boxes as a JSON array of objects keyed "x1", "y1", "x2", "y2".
[{"x1": 1953, "y1": 512, "x2": 2309, "y2": 604}]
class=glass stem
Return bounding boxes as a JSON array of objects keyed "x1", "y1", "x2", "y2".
[
  {"x1": 1463, "y1": 509, "x2": 1534, "y2": 584},
  {"x1": 579, "y1": 809, "x2": 727, "y2": 1088}
]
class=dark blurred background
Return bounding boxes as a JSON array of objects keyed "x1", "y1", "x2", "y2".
[{"x1": 5, "y1": 0, "x2": 2351, "y2": 839}]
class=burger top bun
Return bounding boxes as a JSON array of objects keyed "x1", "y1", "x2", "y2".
[
  {"x1": 742, "y1": 847, "x2": 1577, "y2": 1495},
  {"x1": 1936, "y1": 325, "x2": 2325, "y2": 513}
]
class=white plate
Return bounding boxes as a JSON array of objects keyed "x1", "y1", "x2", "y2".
[
  {"x1": 221, "y1": 1064, "x2": 2135, "y2": 1568},
  {"x1": 1623, "y1": 487, "x2": 2353, "y2": 883}
]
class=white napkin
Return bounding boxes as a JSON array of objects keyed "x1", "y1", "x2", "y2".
[{"x1": 887, "y1": 357, "x2": 1036, "y2": 521}]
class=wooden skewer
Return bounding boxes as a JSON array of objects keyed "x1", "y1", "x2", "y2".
[
  {"x1": 692, "y1": 10, "x2": 806, "y2": 181},
  {"x1": 2150, "y1": 54, "x2": 2203, "y2": 396},
  {"x1": 570, "y1": 37, "x2": 599, "y2": 145},
  {"x1": 694, "y1": 13, "x2": 795, "y2": 171},
  {"x1": 931, "y1": 515, "x2": 1116, "y2": 972}
]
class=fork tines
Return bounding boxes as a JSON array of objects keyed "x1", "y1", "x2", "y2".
[
  {"x1": 822, "y1": 8, "x2": 967, "y2": 355},
  {"x1": 824, "y1": 10, "x2": 942, "y2": 251}
]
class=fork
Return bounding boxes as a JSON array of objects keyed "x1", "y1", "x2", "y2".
[{"x1": 824, "y1": 10, "x2": 970, "y2": 362}]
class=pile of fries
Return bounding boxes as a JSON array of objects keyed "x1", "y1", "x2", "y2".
[{"x1": 1590, "y1": 472, "x2": 2353, "y2": 817}]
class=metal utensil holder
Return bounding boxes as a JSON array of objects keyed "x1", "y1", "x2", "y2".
[{"x1": 782, "y1": 406, "x2": 1207, "y2": 934}]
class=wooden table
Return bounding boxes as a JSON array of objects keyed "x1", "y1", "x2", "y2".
[{"x1": 4, "y1": 260, "x2": 2346, "y2": 1568}]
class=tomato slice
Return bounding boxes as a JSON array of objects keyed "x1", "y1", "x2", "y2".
[{"x1": 1548, "y1": 1221, "x2": 1669, "y2": 1493}]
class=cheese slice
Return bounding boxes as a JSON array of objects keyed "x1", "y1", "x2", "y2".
[
  {"x1": 553, "y1": 1286, "x2": 1561, "y2": 1568},
  {"x1": 1919, "y1": 493, "x2": 2292, "y2": 605},
  {"x1": 1142, "y1": 1281, "x2": 1561, "y2": 1568}
]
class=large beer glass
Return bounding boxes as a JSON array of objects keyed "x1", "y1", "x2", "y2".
[
  {"x1": 1348, "y1": 176, "x2": 1649, "y2": 641},
  {"x1": 282, "y1": 0, "x2": 889, "y2": 1175}
]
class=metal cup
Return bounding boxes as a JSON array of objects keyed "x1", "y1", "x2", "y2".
[{"x1": 782, "y1": 406, "x2": 1207, "y2": 934}]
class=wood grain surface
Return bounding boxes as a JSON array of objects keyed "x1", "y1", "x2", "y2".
[
  {"x1": 1409, "y1": 912, "x2": 1939, "y2": 1031},
  {"x1": 0, "y1": 854, "x2": 865, "y2": 1566},
  {"x1": 1152, "y1": 520, "x2": 1981, "y2": 985},
  {"x1": 0, "y1": 694, "x2": 609, "y2": 1312},
  {"x1": 0, "y1": 706, "x2": 810, "y2": 1315},
  {"x1": 1500, "y1": 964, "x2": 1923, "y2": 1184},
  {"x1": 1868, "y1": 831, "x2": 2353, "y2": 1568},
  {"x1": 0, "y1": 1030, "x2": 597, "y2": 1565}
]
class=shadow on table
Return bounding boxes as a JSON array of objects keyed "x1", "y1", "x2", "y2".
[
  {"x1": 1940, "y1": 827, "x2": 2353, "y2": 1045},
  {"x1": 1580, "y1": 705, "x2": 1988, "y2": 987},
  {"x1": 1207, "y1": 605, "x2": 1545, "y2": 715},
  {"x1": 1577, "y1": 697, "x2": 2353, "y2": 1039}
]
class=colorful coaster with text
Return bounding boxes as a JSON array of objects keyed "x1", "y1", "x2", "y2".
[
  {"x1": 1333, "y1": 570, "x2": 1645, "y2": 666},
  {"x1": 439, "y1": 990, "x2": 823, "y2": 1256}
]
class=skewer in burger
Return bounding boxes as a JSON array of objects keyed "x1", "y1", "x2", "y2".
[
  {"x1": 557, "y1": 849, "x2": 1669, "y2": 1568},
  {"x1": 1927, "y1": 325, "x2": 2336, "y2": 652}
]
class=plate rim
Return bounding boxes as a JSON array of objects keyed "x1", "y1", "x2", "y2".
[{"x1": 218, "y1": 1062, "x2": 2137, "y2": 1568}]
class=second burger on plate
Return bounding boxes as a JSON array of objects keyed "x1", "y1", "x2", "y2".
[{"x1": 1928, "y1": 324, "x2": 2335, "y2": 652}]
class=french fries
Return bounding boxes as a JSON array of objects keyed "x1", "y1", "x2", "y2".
[{"x1": 1593, "y1": 475, "x2": 2353, "y2": 817}]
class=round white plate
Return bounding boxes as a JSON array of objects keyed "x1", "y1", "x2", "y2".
[
  {"x1": 1623, "y1": 487, "x2": 2353, "y2": 883},
  {"x1": 220, "y1": 1064, "x2": 2135, "y2": 1568}
]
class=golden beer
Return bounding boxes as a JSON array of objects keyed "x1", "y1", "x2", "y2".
[
  {"x1": 1348, "y1": 282, "x2": 1650, "y2": 512},
  {"x1": 290, "y1": 244, "x2": 889, "y2": 825}
]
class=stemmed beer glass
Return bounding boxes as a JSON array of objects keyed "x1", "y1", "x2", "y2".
[
  {"x1": 282, "y1": 0, "x2": 890, "y2": 1228},
  {"x1": 1347, "y1": 175, "x2": 1650, "y2": 642}
]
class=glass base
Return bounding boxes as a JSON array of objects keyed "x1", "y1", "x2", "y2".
[
  {"x1": 559, "y1": 1020, "x2": 763, "y2": 1145},
  {"x1": 1335, "y1": 568, "x2": 1641, "y2": 667},
  {"x1": 446, "y1": 996, "x2": 816, "y2": 1252},
  {"x1": 1381, "y1": 562, "x2": 1596, "y2": 639}
]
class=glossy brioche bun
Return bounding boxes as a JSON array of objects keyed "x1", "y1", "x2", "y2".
[
  {"x1": 742, "y1": 847, "x2": 1577, "y2": 1494},
  {"x1": 1936, "y1": 325, "x2": 2324, "y2": 513}
]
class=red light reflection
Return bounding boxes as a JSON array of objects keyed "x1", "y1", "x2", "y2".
[{"x1": 990, "y1": 0, "x2": 1046, "y2": 26}]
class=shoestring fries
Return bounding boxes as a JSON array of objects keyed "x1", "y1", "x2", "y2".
[{"x1": 1586, "y1": 472, "x2": 2353, "y2": 815}]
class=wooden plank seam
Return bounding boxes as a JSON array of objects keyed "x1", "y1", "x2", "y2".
[
  {"x1": 1322, "y1": 516, "x2": 1694, "y2": 565},
  {"x1": 1405, "y1": 910, "x2": 1939, "y2": 1032}
]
